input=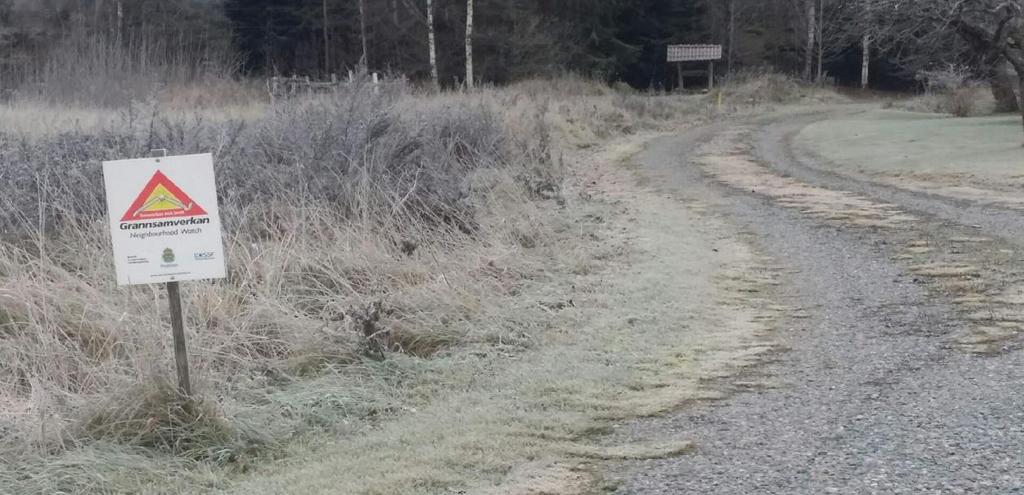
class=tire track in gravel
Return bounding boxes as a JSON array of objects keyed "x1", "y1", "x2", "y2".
[
  {"x1": 749, "y1": 112, "x2": 1024, "y2": 354},
  {"x1": 601, "y1": 111, "x2": 1024, "y2": 494}
]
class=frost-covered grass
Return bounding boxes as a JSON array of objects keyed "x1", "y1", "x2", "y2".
[{"x1": 0, "y1": 72, "x2": 817, "y2": 493}]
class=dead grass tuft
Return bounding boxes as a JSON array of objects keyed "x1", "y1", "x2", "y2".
[
  {"x1": 472, "y1": 461, "x2": 593, "y2": 495},
  {"x1": 895, "y1": 89, "x2": 994, "y2": 117},
  {"x1": 717, "y1": 69, "x2": 848, "y2": 109},
  {"x1": 80, "y1": 379, "x2": 253, "y2": 462},
  {"x1": 696, "y1": 128, "x2": 913, "y2": 229},
  {"x1": 894, "y1": 65, "x2": 994, "y2": 118},
  {"x1": 566, "y1": 440, "x2": 696, "y2": 460},
  {"x1": 909, "y1": 263, "x2": 981, "y2": 278}
]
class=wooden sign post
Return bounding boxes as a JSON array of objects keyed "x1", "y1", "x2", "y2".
[
  {"x1": 102, "y1": 152, "x2": 226, "y2": 395},
  {"x1": 667, "y1": 44, "x2": 723, "y2": 91},
  {"x1": 166, "y1": 279, "x2": 191, "y2": 395}
]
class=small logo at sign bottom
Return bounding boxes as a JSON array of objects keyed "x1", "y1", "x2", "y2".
[
  {"x1": 194, "y1": 252, "x2": 216, "y2": 261},
  {"x1": 162, "y1": 248, "x2": 176, "y2": 263}
]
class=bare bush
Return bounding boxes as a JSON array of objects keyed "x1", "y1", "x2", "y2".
[
  {"x1": 0, "y1": 76, "x2": 570, "y2": 491},
  {"x1": 721, "y1": 69, "x2": 804, "y2": 103},
  {"x1": 917, "y1": 64, "x2": 974, "y2": 93},
  {"x1": 899, "y1": 64, "x2": 993, "y2": 118},
  {"x1": 1, "y1": 78, "x2": 532, "y2": 238},
  {"x1": 717, "y1": 69, "x2": 846, "y2": 110}
]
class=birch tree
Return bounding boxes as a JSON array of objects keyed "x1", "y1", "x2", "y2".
[
  {"x1": 426, "y1": 0, "x2": 438, "y2": 87},
  {"x1": 400, "y1": 0, "x2": 439, "y2": 86},
  {"x1": 815, "y1": 0, "x2": 863, "y2": 84},
  {"x1": 322, "y1": 0, "x2": 330, "y2": 73},
  {"x1": 727, "y1": 0, "x2": 736, "y2": 74},
  {"x1": 115, "y1": 0, "x2": 123, "y2": 43},
  {"x1": 803, "y1": 0, "x2": 816, "y2": 81},
  {"x1": 358, "y1": 0, "x2": 368, "y2": 67},
  {"x1": 861, "y1": 35, "x2": 870, "y2": 87},
  {"x1": 861, "y1": 0, "x2": 871, "y2": 88},
  {"x1": 465, "y1": 0, "x2": 473, "y2": 88},
  {"x1": 816, "y1": 0, "x2": 824, "y2": 82}
]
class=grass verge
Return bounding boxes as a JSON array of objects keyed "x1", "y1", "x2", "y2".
[{"x1": 0, "y1": 73, "x2": 818, "y2": 493}]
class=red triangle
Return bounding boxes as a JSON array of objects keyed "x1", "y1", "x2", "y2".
[{"x1": 120, "y1": 171, "x2": 208, "y2": 222}]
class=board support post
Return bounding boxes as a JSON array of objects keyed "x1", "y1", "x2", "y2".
[
  {"x1": 667, "y1": 44, "x2": 722, "y2": 93},
  {"x1": 166, "y1": 280, "x2": 192, "y2": 396},
  {"x1": 147, "y1": 148, "x2": 192, "y2": 397}
]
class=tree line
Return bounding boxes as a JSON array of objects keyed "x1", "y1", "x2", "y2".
[
  {"x1": 0, "y1": 0, "x2": 714, "y2": 89},
  {"x1": 1, "y1": 0, "x2": 1023, "y2": 97}
]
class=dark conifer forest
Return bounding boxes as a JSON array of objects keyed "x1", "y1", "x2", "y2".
[{"x1": 0, "y1": 0, "x2": 892, "y2": 90}]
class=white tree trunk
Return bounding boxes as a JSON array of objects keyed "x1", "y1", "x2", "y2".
[
  {"x1": 359, "y1": 0, "x2": 369, "y2": 68},
  {"x1": 727, "y1": 0, "x2": 735, "y2": 75},
  {"x1": 116, "y1": 0, "x2": 123, "y2": 44},
  {"x1": 860, "y1": 0, "x2": 871, "y2": 89},
  {"x1": 427, "y1": 0, "x2": 439, "y2": 87},
  {"x1": 465, "y1": 0, "x2": 474, "y2": 88},
  {"x1": 861, "y1": 33, "x2": 871, "y2": 88},
  {"x1": 816, "y1": 0, "x2": 824, "y2": 83},
  {"x1": 803, "y1": 0, "x2": 816, "y2": 81},
  {"x1": 323, "y1": 0, "x2": 330, "y2": 73}
]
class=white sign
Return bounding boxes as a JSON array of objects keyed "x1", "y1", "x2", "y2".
[
  {"x1": 103, "y1": 153, "x2": 226, "y2": 286},
  {"x1": 668, "y1": 44, "x2": 723, "y2": 62}
]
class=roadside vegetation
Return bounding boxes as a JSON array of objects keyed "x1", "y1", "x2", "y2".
[
  {"x1": 4, "y1": 0, "x2": 1024, "y2": 492},
  {"x1": 0, "y1": 8, "x2": 881, "y2": 486},
  {"x1": 0, "y1": 63, "x2": 756, "y2": 493},
  {"x1": 891, "y1": 64, "x2": 996, "y2": 118},
  {"x1": 0, "y1": 34, "x2": 849, "y2": 491}
]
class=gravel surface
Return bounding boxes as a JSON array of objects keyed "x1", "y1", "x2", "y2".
[
  {"x1": 757, "y1": 111, "x2": 1024, "y2": 246},
  {"x1": 604, "y1": 112, "x2": 1024, "y2": 494}
]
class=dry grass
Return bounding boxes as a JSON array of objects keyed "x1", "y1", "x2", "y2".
[
  {"x1": 0, "y1": 72, "x2": 815, "y2": 493},
  {"x1": 951, "y1": 281, "x2": 1024, "y2": 354},
  {"x1": 696, "y1": 127, "x2": 915, "y2": 228},
  {"x1": 717, "y1": 69, "x2": 849, "y2": 110},
  {"x1": 700, "y1": 120, "x2": 1024, "y2": 357},
  {"x1": 0, "y1": 78, "x2": 635, "y2": 493},
  {"x1": 566, "y1": 441, "x2": 696, "y2": 460},
  {"x1": 0, "y1": 77, "x2": 567, "y2": 493},
  {"x1": 795, "y1": 110, "x2": 1024, "y2": 211},
  {"x1": 888, "y1": 65, "x2": 996, "y2": 117},
  {"x1": 893, "y1": 87, "x2": 995, "y2": 118},
  {"x1": 909, "y1": 263, "x2": 982, "y2": 278},
  {"x1": 0, "y1": 98, "x2": 266, "y2": 138},
  {"x1": 217, "y1": 139, "x2": 787, "y2": 495}
]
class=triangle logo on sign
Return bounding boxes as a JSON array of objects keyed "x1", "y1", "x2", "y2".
[{"x1": 120, "y1": 171, "x2": 208, "y2": 222}]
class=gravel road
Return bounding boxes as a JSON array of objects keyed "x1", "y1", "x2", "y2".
[{"x1": 604, "y1": 111, "x2": 1024, "y2": 494}]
